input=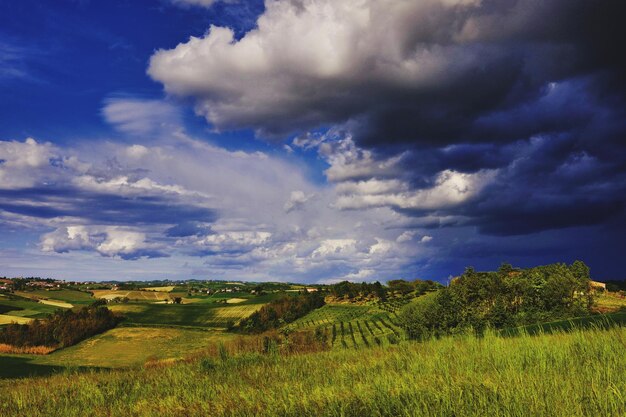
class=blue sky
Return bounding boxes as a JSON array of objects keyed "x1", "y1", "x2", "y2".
[{"x1": 0, "y1": 0, "x2": 624, "y2": 282}]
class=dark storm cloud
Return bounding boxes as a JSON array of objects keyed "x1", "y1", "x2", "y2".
[
  {"x1": 150, "y1": 0, "x2": 626, "y2": 144},
  {"x1": 145, "y1": 0, "x2": 626, "y2": 277}
]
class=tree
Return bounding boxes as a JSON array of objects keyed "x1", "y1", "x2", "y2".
[
  {"x1": 388, "y1": 280, "x2": 413, "y2": 295},
  {"x1": 400, "y1": 262, "x2": 595, "y2": 340}
]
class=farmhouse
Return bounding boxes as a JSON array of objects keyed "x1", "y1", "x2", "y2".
[
  {"x1": 0, "y1": 279, "x2": 12, "y2": 288},
  {"x1": 25, "y1": 280, "x2": 60, "y2": 289}
]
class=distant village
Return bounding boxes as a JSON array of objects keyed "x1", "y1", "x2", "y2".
[{"x1": 0, "y1": 276, "x2": 320, "y2": 296}]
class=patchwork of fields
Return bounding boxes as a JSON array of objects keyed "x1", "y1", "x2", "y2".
[
  {"x1": 0, "y1": 290, "x2": 274, "y2": 376},
  {"x1": 0, "y1": 294, "x2": 67, "y2": 324}
]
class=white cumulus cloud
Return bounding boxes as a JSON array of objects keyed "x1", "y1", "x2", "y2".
[{"x1": 148, "y1": 0, "x2": 487, "y2": 136}]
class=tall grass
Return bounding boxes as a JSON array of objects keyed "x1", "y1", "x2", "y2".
[
  {"x1": 0, "y1": 343, "x2": 55, "y2": 355},
  {"x1": 1, "y1": 326, "x2": 625, "y2": 417}
]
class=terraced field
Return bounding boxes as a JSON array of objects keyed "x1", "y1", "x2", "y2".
[{"x1": 286, "y1": 303, "x2": 405, "y2": 349}]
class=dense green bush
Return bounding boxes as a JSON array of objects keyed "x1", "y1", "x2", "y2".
[
  {"x1": 399, "y1": 261, "x2": 593, "y2": 339},
  {"x1": 237, "y1": 292, "x2": 325, "y2": 333}
]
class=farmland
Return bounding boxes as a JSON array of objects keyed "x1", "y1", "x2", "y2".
[
  {"x1": 15, "y1": 289, "x2": 95, "y2": 305},
  {"x1": 31, "y1": 327, "x2": 235, "y2": 369},
  {"x1": 141, "y1": 286, "x2": 175, "y2": 292},
  {"x1": 0, "y1": 325, "x2": 624, "y2": 416},
  {"x1": 91, "y1": 290, "x2": 172, "y2": 302},
  {"x1": 286, "y1": 303, "x2": 405, "y2": 348},
  {"x1": 1, "y1": 271, "x2": 624, "y2": 416},
  {"x1": 110, "y1": 302, "x2": 265, "y2": 329},
  {"x1": 0, "y1": 293, "x2": 68, "y2": 322}
]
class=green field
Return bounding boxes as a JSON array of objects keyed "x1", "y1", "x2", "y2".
[
  {"x1": 45, "y1": 327, "x2": 233, "y2": 368},
  {"x1": 110, "y1": 301, "x2": 265, "y2": 329},
  {"x1": 15, "y1": 289, "x2": 95, "y2": 305},
  {"x1": 0, "y1": 294, "x2": 65, "y2": 320},
  {"x1": 286, "y1": 303, "x2": 405, "y2": 348},
  {"x1": 0, "y1": 325, "x2": 623, "y2": 416}
]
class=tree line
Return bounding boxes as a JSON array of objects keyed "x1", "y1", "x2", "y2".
[
  {"x1": 237, "y1": 292, "x2": 326, "y2": 333},
  {"x1": 330, "y1": 279, "x2": 442, "y2": 300},
  {"x1": 0, "y1": 300, "x2": 120, "y2": 349},
  {"x1": 399, "y1": 261, "x2": 594, "y2": 340}
]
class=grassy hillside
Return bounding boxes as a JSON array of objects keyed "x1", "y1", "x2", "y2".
[
  {"x1": 0, "y1": 325, "x2": 624, "y2": 416},
  {"x1": 0, "y1": 327, "x2": 236, "y2": 378},
  {"x1": 33, "y1": 327, "x2": 235, "y2": 369}
]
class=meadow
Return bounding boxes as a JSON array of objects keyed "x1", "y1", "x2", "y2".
[
  {"x1": 0, "y1": 325, "x2": 623, "y2": 417},
  {"x1": 30, "y1": 327, "x2": 235, "y2": 369}
]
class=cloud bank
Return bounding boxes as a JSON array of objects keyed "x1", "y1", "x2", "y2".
[
  {"x1": 2, "y1": 0, "x2": 624, "y2": 281},
  {"x1": 147, "y1": 0, "x2": 625, "y2": 244}
]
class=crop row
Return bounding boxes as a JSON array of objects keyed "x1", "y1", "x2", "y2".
[
  {"x1": 327, "y1": 315, "x2": 404, "y2": 350},
  {"x1": 377, "y1": 298, "x2": 411, "y2": 313}
]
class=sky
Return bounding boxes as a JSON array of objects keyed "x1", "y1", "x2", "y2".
[{"x1": 0, "y1": 0, "x2": 624, "y2": 283}]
